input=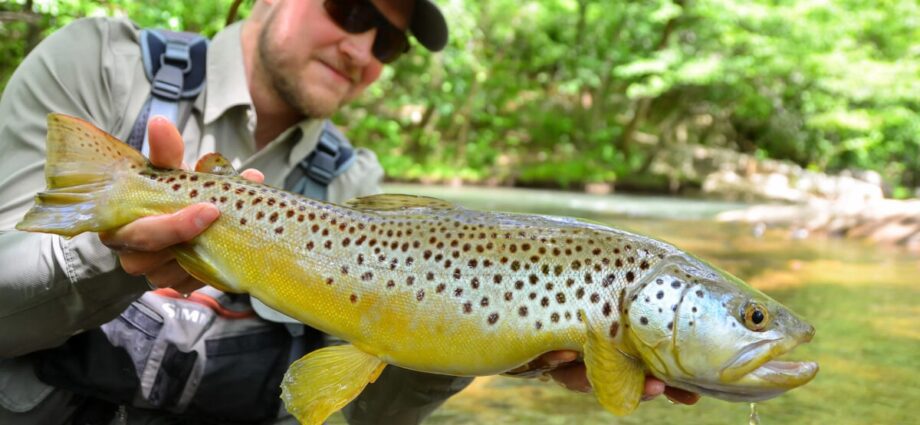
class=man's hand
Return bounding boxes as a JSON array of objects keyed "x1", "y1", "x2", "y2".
[
  {"x1": 516, "y1": 350, "x2": 701, "y2": 405},
  {"x1": 99, "y1": 116, "x2": 264, "y2": 293}
]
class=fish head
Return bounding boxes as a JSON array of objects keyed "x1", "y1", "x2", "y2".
[{"x1": 621, "y1": 254, "x2": 818, "y2": 402}]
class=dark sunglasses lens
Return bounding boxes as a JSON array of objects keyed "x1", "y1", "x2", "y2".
[
  {"x1": 324, "y1": 0, "x2": 376, "y2": 33},
  {"x1": 373, "y1": 27, "x2": 409, "y2": 63}
]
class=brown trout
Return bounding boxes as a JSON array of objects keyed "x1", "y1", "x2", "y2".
[{"x1": 17, "y1": 114, "x2": 818, "y2": 424}]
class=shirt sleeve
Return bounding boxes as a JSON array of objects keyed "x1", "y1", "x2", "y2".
[{"x1": 0, "y1": 17, "x2": 149, "y2": 358}]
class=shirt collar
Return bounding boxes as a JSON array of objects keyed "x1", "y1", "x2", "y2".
[{"x1": 201, "y1": 21, "x2": 251, "y2": 125}]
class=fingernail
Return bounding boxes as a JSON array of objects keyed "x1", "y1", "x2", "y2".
[
  {"x1": 194, "y1": 206, "x2": 219, "y2": 229},
  {"x1": 150, "y1": 115, "x2": 168, "y2": 124}
]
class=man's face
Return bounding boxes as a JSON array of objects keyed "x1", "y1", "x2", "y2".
[{"x1": 257, "y1": 0, "x2": 411, "y2": 117}]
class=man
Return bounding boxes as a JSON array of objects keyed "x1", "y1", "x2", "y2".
[{"x1": 0, "y1": 0, "x2": 696, "y2": 423}]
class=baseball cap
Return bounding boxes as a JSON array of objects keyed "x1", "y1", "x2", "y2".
[{"x1": 409, "y1": 0, "x2": 449, "y2": 51}]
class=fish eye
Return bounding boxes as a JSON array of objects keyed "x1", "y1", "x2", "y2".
[{"x1": 743, "y1": 303, "x2": 770, "y2": 331}]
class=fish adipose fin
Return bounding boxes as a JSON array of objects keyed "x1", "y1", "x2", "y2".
[
  {"x1": 584, "y1": 317, "x2": 646, "y2": 416},
  {"x1": 281, "y1": 344, "x2": 386, "y2": 425},
  {"x1": 16, "y1": 114, "x2": 148, "y2": 236},
  {"x1": 194, "y1": 152, "x2": 239, "y2": 176}
]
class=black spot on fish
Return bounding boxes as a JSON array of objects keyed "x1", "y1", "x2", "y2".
[{"x1": 640, "y1": 317, "x2": 649, "y2": 325}]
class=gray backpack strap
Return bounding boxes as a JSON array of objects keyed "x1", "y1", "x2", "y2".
[
  {"x1": 127, "y1": 29, "x2": 208, "y2": 155},
  {"x1": 284, "y1": 120, "x2": 357, "y2": 201}
]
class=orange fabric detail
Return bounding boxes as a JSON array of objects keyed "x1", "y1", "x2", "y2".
[{"x1": 152, "y1": 288, "x2": 256, "y2": 319}]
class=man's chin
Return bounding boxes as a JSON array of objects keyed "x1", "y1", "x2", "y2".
[{"x1": 281, "y1": 86, "x2": 343, "y2": 119}]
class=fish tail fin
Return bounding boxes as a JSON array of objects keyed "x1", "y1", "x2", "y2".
[{"x1": 16, "y1": 113, "x2": 149, "y2": 236}]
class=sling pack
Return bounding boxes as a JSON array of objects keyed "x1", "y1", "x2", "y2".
[
  {"x1": 32, "y1": 28, "x2": 359, "y2": 423},
  {"x1": 126, "y1": 28, "x2": 357, "y2": 200}
]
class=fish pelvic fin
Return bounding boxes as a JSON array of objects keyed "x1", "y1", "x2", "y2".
[
  {"x1": 16, "y1": 114, "x2": 149, "y2": 236},
  {"x1": 281, "y1": 344, "x2": 386, "y2": 425},
  {"x1": 583, "y1": 315, "x2": 646, "y2": 416}
]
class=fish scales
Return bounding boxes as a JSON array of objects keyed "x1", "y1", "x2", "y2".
[
  {"x1": 18, "y1": 115, "x2": 818, "y2": 424},
  {"x1": 137, "y1": 163, "x2": 674, "y2": 374}
]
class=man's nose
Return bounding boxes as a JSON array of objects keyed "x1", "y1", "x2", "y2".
[{"x1": 342, "y1": 29, "x2": 377, "y2": 66}]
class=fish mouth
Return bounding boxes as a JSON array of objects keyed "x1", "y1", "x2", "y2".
[{"x1": 706, "y1": 331, "x2": 818, "y2": 401}]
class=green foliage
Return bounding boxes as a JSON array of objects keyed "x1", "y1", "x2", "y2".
[{"x1": 2, "y1": 0, "x2": 918, "y2": 192}]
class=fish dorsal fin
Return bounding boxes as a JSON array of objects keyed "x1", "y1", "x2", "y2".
[
  {"x1": 281, "y1": 344, "x2": 386, "y2": 425},
  {"x1": 582, "y1": 312, "x2": 647, "y2": 416},
  {"x1": 344, "y1": 194, "x2": 458, "y2": 212},
  {"x1": 194, "y1": 152, "x2": 239, "y2": 176}
]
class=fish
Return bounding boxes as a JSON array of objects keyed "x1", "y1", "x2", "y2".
[{"x1": 17, "y1": 114, "x2": 818, "y2": 424}]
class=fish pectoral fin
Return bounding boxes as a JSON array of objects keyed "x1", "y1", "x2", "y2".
[
  {"x1": 584, "y1": 324, "x2": 646, "y2": 416},
  {"x1": 344, "y1": 194, "x2": 457, "y2": 212},
  {"x1": 281, "y1": 344, "x2": 386, "y2": 425}
]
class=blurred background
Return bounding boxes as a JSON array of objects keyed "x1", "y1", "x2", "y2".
[{"x1": 2, "y1": 0, "x2": 918, "y2": 423}]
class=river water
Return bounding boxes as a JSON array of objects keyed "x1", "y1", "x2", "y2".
[{"x1": 347, "y1": 184, "x2": 920, "y2": 424}]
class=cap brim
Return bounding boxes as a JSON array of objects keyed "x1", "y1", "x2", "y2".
[
  {"x1": 251, "y1": 296, "x2": 302, "y2": 323},
  {"x1": 410, "y1": 0, "x2": 448, "y2": 52}
]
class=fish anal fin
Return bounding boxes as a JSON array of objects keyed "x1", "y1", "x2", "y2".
[
  {"x1": 584, "y1": 321, "x2": 646, "y2": 416},
  {"x1": 194, "y1": 152, "x2": 239, "y2": 176},
  {"x1": 281, "y1": 344, "x2": 386, "y2": 425},
  {"x1": 344, "y1": 194, "x2": 457, "y2": 212}
]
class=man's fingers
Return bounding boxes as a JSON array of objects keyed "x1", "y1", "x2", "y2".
[
  {"x1": 147, "y1": 115, "x2": 185, "y2": 169},
  {"x1": 117, "y1": 250, "x2": 174, "y2": 276},
  {"x1": 536, "y1": 350, "x2": 579, "y2": 368},
  {"x1": 642, "y1": 377, "x2": 667, "y2": 401},
  {"x1": 100, "y1": 203, "x2": 219, "y2": 252},
  {"x1": 547, "y1": 363, "x2": 591, "y2": 392},
  {"x1": 240, "y1": 168, "x2": 264, "y2": 183},
  {"x1": 171, "y1": 276, "x2": 206, "y2": 294},
  {"x1": 144, "y1": 259, "x2": 192, "y2": 288},
  {"x1": 664, "y1": 386, "x2": 701, "y2": 405}
]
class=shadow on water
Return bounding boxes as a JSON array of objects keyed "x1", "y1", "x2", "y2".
[{"x1": 352, "y1": 185, "x2": 920, "y2": 424}]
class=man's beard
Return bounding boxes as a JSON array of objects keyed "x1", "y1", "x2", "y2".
[{"x1": 258, "y1": 23, "x2": 340, "y2": 118}]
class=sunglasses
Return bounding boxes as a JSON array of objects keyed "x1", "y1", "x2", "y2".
[{"x1": 323, "y1": 0, "x2": 410, "y2": 64}]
